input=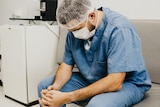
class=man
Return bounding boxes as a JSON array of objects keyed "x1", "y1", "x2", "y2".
[{"x1": 38, "y1": 0, "x2": 151, "y2": 107}]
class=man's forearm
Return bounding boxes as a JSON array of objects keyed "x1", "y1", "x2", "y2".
[
  {"x1": 69, "y1": 72, "x2": 126, "y2": 102},
  {"x1": 53, "y1": 62, "x2": 73, "y2": 90}
]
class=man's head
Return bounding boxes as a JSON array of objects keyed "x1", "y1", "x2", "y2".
[{"x1": 56, "y1": 0, "x2": 96, "y2": 31}]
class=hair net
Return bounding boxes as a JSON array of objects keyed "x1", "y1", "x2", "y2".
[{"x1": 56, "y1": 0, "x2": 94, "y2": 29}]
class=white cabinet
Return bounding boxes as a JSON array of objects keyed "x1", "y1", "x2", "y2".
[
  {"x1": 0, "y1": 59, "x2": 1, "y2": 83},
  {"x1": 0, "y1": 25, "x2": 59, "y2": 106},
  {"x1": 0, "y1": 30, "x2": 2, "y2": 82}
]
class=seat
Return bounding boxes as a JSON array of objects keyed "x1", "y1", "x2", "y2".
[{"x1": 131, "y1": 20, "x2": 160, "y2": 107}]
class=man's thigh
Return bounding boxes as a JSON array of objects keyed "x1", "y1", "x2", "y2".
[
  {"x1": 86, "y1": 82, "x2": 144, "y2": 107},
  {"x1": 38, "y1": 72, "x2": 89, "y2": 93},
  {"x1": 60, "y1": 72, "x2": 90, "y2": 92}
]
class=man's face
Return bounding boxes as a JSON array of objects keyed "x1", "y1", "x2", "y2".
[
  {"x1": 68, "y1": 21, "x2": 87, "y2": 32},
  {"x1": 68, "y1": 18, "x2": 95, "y2": 33},
  {"x1": 67, "y1": 11, "x2": 97, "y2": 32}
]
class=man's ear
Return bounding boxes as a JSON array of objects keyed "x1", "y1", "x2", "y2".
[
  {"x1": 89, "y1": 12, "x2": 96, "y2": 20},
  {"x1": 88, "y1": 12, "x2": 96, "y2": 24}
]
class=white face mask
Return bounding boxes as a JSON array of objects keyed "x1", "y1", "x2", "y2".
[
  {"x1": 72, "y1": 12, "x2": 99, "y2": 40},
  {"x1": 72, "y1": 26, "x2": 96, "y2": 40}
]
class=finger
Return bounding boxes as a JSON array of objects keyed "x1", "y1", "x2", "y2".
[
  {"x1": 39, "y1": 98, "x2": 45, "y2": 107},
  {"x1": 41, "y1": 89, "x2": 48, "y2": 94},
  {"x1": 47, "y1": 86, "x2": 53, "y2": 90},
  {"x1": 47, "y1": 90, "x2": 58, "y2": 95},
  {"x1": 41, "y1": 92, "x2": 54, "y2": 104},
  {"x1": 44, "y1": 92, "x2": 53, "y2": 99},
  {"x1": 39, "y1": 98, "x2": 51, "y2": 107},
  {"x1": 41, "y1": 91, "x2": 47, "y2": 100},
  {"x1": 41, "y1": 105, "x2": 49, "y2": 107},
  {"x1": 39, "y1": 98, "x2": 42, "y2": 105},
  {"x1": 43, "y1": 106, "x2": 49, "y2": 107},
  {"x1": 41, "y1": 97, "x2": 51, "y2": 106},
  {"x1": 41, "y1": 92, "x2": 51, "y2": 101},
  {"x1": 42, "y1": 90, "x2": 54, "y2": 97},
  {"x1": 41, "y1": 90, "x2": 51, "y2": 100}
]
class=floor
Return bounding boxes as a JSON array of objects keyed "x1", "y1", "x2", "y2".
[
  {"x1": 0, "y1": 86, "x2": 39, "y2": 107},
  {"x1": 0, "y1": 86, "x2": 80, "y2": 107}
]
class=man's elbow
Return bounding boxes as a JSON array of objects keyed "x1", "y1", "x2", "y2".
[
  {"x1": 116, "y1": 83, "x2": 123, "y2": 91},
  {"x1": 107, "y1": 83, "x2": 123, "y2": 92},
  {"x1": 107, "y1": 72, "x2": 126, "y2": 92}
]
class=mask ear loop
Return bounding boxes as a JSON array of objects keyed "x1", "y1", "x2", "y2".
[
  {"x1": 85, "y1": 10, "x2": 99, "y2": 50},
  {"x1": 88, "y1": 9, "x2": 99, "y2": 30},
  {"x1": 95, "y1": 10, "x2": 100, "y2": 29}
]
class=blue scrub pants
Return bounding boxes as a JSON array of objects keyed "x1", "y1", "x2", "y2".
[{"x1": 38, "y1": 72, "x2": 144, "y2": 107}]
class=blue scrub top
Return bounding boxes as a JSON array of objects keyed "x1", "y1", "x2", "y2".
[{"x1": 63, "y1": 7, "x2": 151, "y2": 93}]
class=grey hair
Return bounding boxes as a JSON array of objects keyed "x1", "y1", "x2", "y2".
[{"x1": 56, "y1": 0, "x2": 94, "y2": 29}]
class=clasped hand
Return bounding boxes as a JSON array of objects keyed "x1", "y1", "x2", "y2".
[{"x1": 39, "y1": 86, "x2": 70, "y2": 107}]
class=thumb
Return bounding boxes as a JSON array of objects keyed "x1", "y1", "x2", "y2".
[
  {"x1": 41, "y1": 89, "x2": 48, "y2": 94},
  {"x1": 47, "y1": 85, "x2": 54, "y2": 90}
]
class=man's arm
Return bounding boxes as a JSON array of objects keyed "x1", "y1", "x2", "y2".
[
  {"x1": 40, "y1": 72, "x2": 126, "y2": 107},
  {"x1": 48, "y1": 62, "x2": 73, "y2": 91},
  {"x1": 70, "y1": 72, "x2": 126, "y2": 102}
]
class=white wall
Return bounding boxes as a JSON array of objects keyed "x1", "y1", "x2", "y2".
[
  {"x1": 58, "y1": 0, "x2": 160, "y2": 20},
  {"x1": 93, "y1": 0, "x2": 160, "y2": 19},
  {"x1": 0, "y1": 0, "x2": 40, "y2": 25},
  {"x1": 0, "y1": 0, "x2": 160, "y2": 25}
]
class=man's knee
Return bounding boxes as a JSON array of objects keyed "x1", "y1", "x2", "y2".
[
  {"x1": 37, "y1": 80, "x2": 47, "y2": 98},
  {"x1": 37, "y1": 75, "x2": 55, "y2": 97},
  {"x1": 86, "y1": 94, "x2": 119, "y2": 107},
  {"x1": 38, "y1": 80, "x2": 46, "y2": 92}
]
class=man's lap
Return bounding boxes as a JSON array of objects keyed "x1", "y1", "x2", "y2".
[
  {"x1": 86, "y1": 82, "x2": 144, "y2": 107},
  {"x1": 38, "y1": 72, "x2": 144, "y2": 107}
]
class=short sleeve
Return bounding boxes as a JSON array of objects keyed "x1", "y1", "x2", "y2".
[
  {"x1": 107, "y1": 27, "x2": 143, "y2": 73},
  {"x1": 63, "y1": 32, "x2": 75, "y2": 66}
]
